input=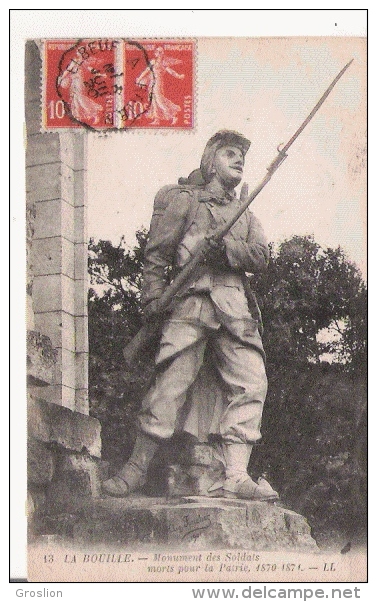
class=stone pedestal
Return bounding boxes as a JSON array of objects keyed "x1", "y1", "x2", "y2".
[
  {"x1": 27, "y1": 395, "x2": 103, "y2": 519},
  {"x1": 33, "y1": 438, "x2": 317, "y2": 551},
  {"x1": 42, "y1": 494, "x2": 318, "y2": 551},
  {"x1": 27, "y1": 330, "x2": 102, "y2": 535},
  {"x1": 143, "y1": 439, "x2": 226, "y2": 497},
  {"x1": 167, "y1": 442, "x2": 225, "y2": 497}
]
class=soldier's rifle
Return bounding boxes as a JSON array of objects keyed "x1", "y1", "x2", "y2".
[{"x1": 123, "y1": 59, "x2": 354, "y2": 368}]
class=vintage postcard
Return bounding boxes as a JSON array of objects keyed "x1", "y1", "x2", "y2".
[{"x1": 21, "y1": 19, "x2": 367, "y2": 586}]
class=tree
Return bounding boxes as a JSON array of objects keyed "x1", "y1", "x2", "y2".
[
  {"x1": 253, "y1": 235, "x2": 366, "y2": 370},
  {"x1": 88, "y1": 230, "x2": 148, "y2": 365},
  {"x1": 88, "y1": 230, "x2": 152, "y2": 468},
  {"x1": 87, "y1": 232, "x2": 367, "y2": 538}
]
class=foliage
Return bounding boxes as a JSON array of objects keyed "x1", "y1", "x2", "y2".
[
  {"x1": 252, "y1": 364, "x2": 366, "y2": 543},
  {"x1": 253, "y1": 235, "x2": 367, "y2": 370},
  {"x1": 88, "y1": 231, "x2": 154, "y2": 467},
  {"x1": 88, "y1": 231, "x2": 147, "y2": 366},
  {"x1": 88, "y1": 232, "x2": 367, "y2": 541}
]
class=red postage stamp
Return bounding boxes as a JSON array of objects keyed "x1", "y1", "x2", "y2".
[
  {"x1": 44, "y1": 39, "x2": 118, "y2": 129},
  {"x1": 122, "y1": 40, "x2": 194, "y2": 129},
  {"x1": 43, "y1": 39, "x2": 195, "y2": 130}
]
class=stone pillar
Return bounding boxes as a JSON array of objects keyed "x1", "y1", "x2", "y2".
[
  {"x1": 25, "y1": 41, "x2": 102, "y2": 536},
  {"x1": 25, "y1": 41, "x2": 89, "y2": 414}
]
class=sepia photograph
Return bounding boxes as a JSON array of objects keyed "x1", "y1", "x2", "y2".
[{"x1": 12, "y1": 9, "x2": 368, "y2": 588}]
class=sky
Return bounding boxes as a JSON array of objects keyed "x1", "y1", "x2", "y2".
[{"x1": 87, "y1": 36, "x2": 366, "y2": 277}]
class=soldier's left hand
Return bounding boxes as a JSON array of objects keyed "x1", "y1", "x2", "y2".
[
  {"x1": 205, "y1": 237, "x2": 229, "y2": 268},
  {"x1": 207, "y1": 237, "x2": 226, "y2": 251}
]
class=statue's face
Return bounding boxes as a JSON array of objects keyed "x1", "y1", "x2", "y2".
[{"x1": 212, "y1": 145, "x2": 244, "y2": 187}]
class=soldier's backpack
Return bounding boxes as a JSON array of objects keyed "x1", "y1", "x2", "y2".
[{"x1": 148, "y1": 183, "x2": 204, "y2": 238}]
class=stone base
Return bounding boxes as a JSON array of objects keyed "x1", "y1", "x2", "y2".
[
  {"x1": 27, "y1": 395, "x2": 104, "y2": 537},
  {"x1": 167, "y1": 464, "x2": 224, "y2": 497},
  {"x1": 145, "y1": 440, "x2": 226, "y2": 497},
  {"x1": 36, "y1": 494, "x2": 318, "y2": 552},
  {"x1": 28, "y1": 395, "x2": 101, "y2": 458}
]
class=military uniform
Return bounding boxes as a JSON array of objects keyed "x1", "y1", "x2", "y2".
[
  {"x1": 102, "y1": 130, "x2": 279, "y2": 500},
  {"x1": 139, "y1": 183, "x2": 269, "y2": 444}
]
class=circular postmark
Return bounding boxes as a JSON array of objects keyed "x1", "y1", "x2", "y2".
[{"x1": 55, "y1": 38, "x2": 154, "y2": 131}]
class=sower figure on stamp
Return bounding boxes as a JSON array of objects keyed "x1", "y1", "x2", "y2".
[{"x1": 103, "y1": 130, "x2": 279, "y2": 501}]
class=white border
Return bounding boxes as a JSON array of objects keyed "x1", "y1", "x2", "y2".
[{"x1": 9, "y1": 7, "x2": 369, "y2": 597}]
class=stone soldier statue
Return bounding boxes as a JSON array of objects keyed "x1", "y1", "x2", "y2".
[{"x1": 103, "y1": 130, "x2": 279, "y2": 501}]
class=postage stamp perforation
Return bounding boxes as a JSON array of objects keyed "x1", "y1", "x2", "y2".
[{"x1": 39, "y1": 40, "x2": 45, "y2": 135}]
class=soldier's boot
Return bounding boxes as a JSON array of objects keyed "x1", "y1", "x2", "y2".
[
  {"x1": 102, "y1": 432, "x2": 160, "y2": 497},
  {"x1": 222, "y1": 443, "x2": 279, "y2": 501}
]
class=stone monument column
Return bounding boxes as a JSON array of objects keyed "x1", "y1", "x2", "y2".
[
  {"x1": 25, "y1": 40, "x2": 102, "y2": 531},
  {"x1": 26, "y1": 42, "x2": 89, "y2": 414}
]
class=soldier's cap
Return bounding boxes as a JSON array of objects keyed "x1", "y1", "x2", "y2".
[{"x1": 200, "y1": 130, "x2": 251, "y2": 183}]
